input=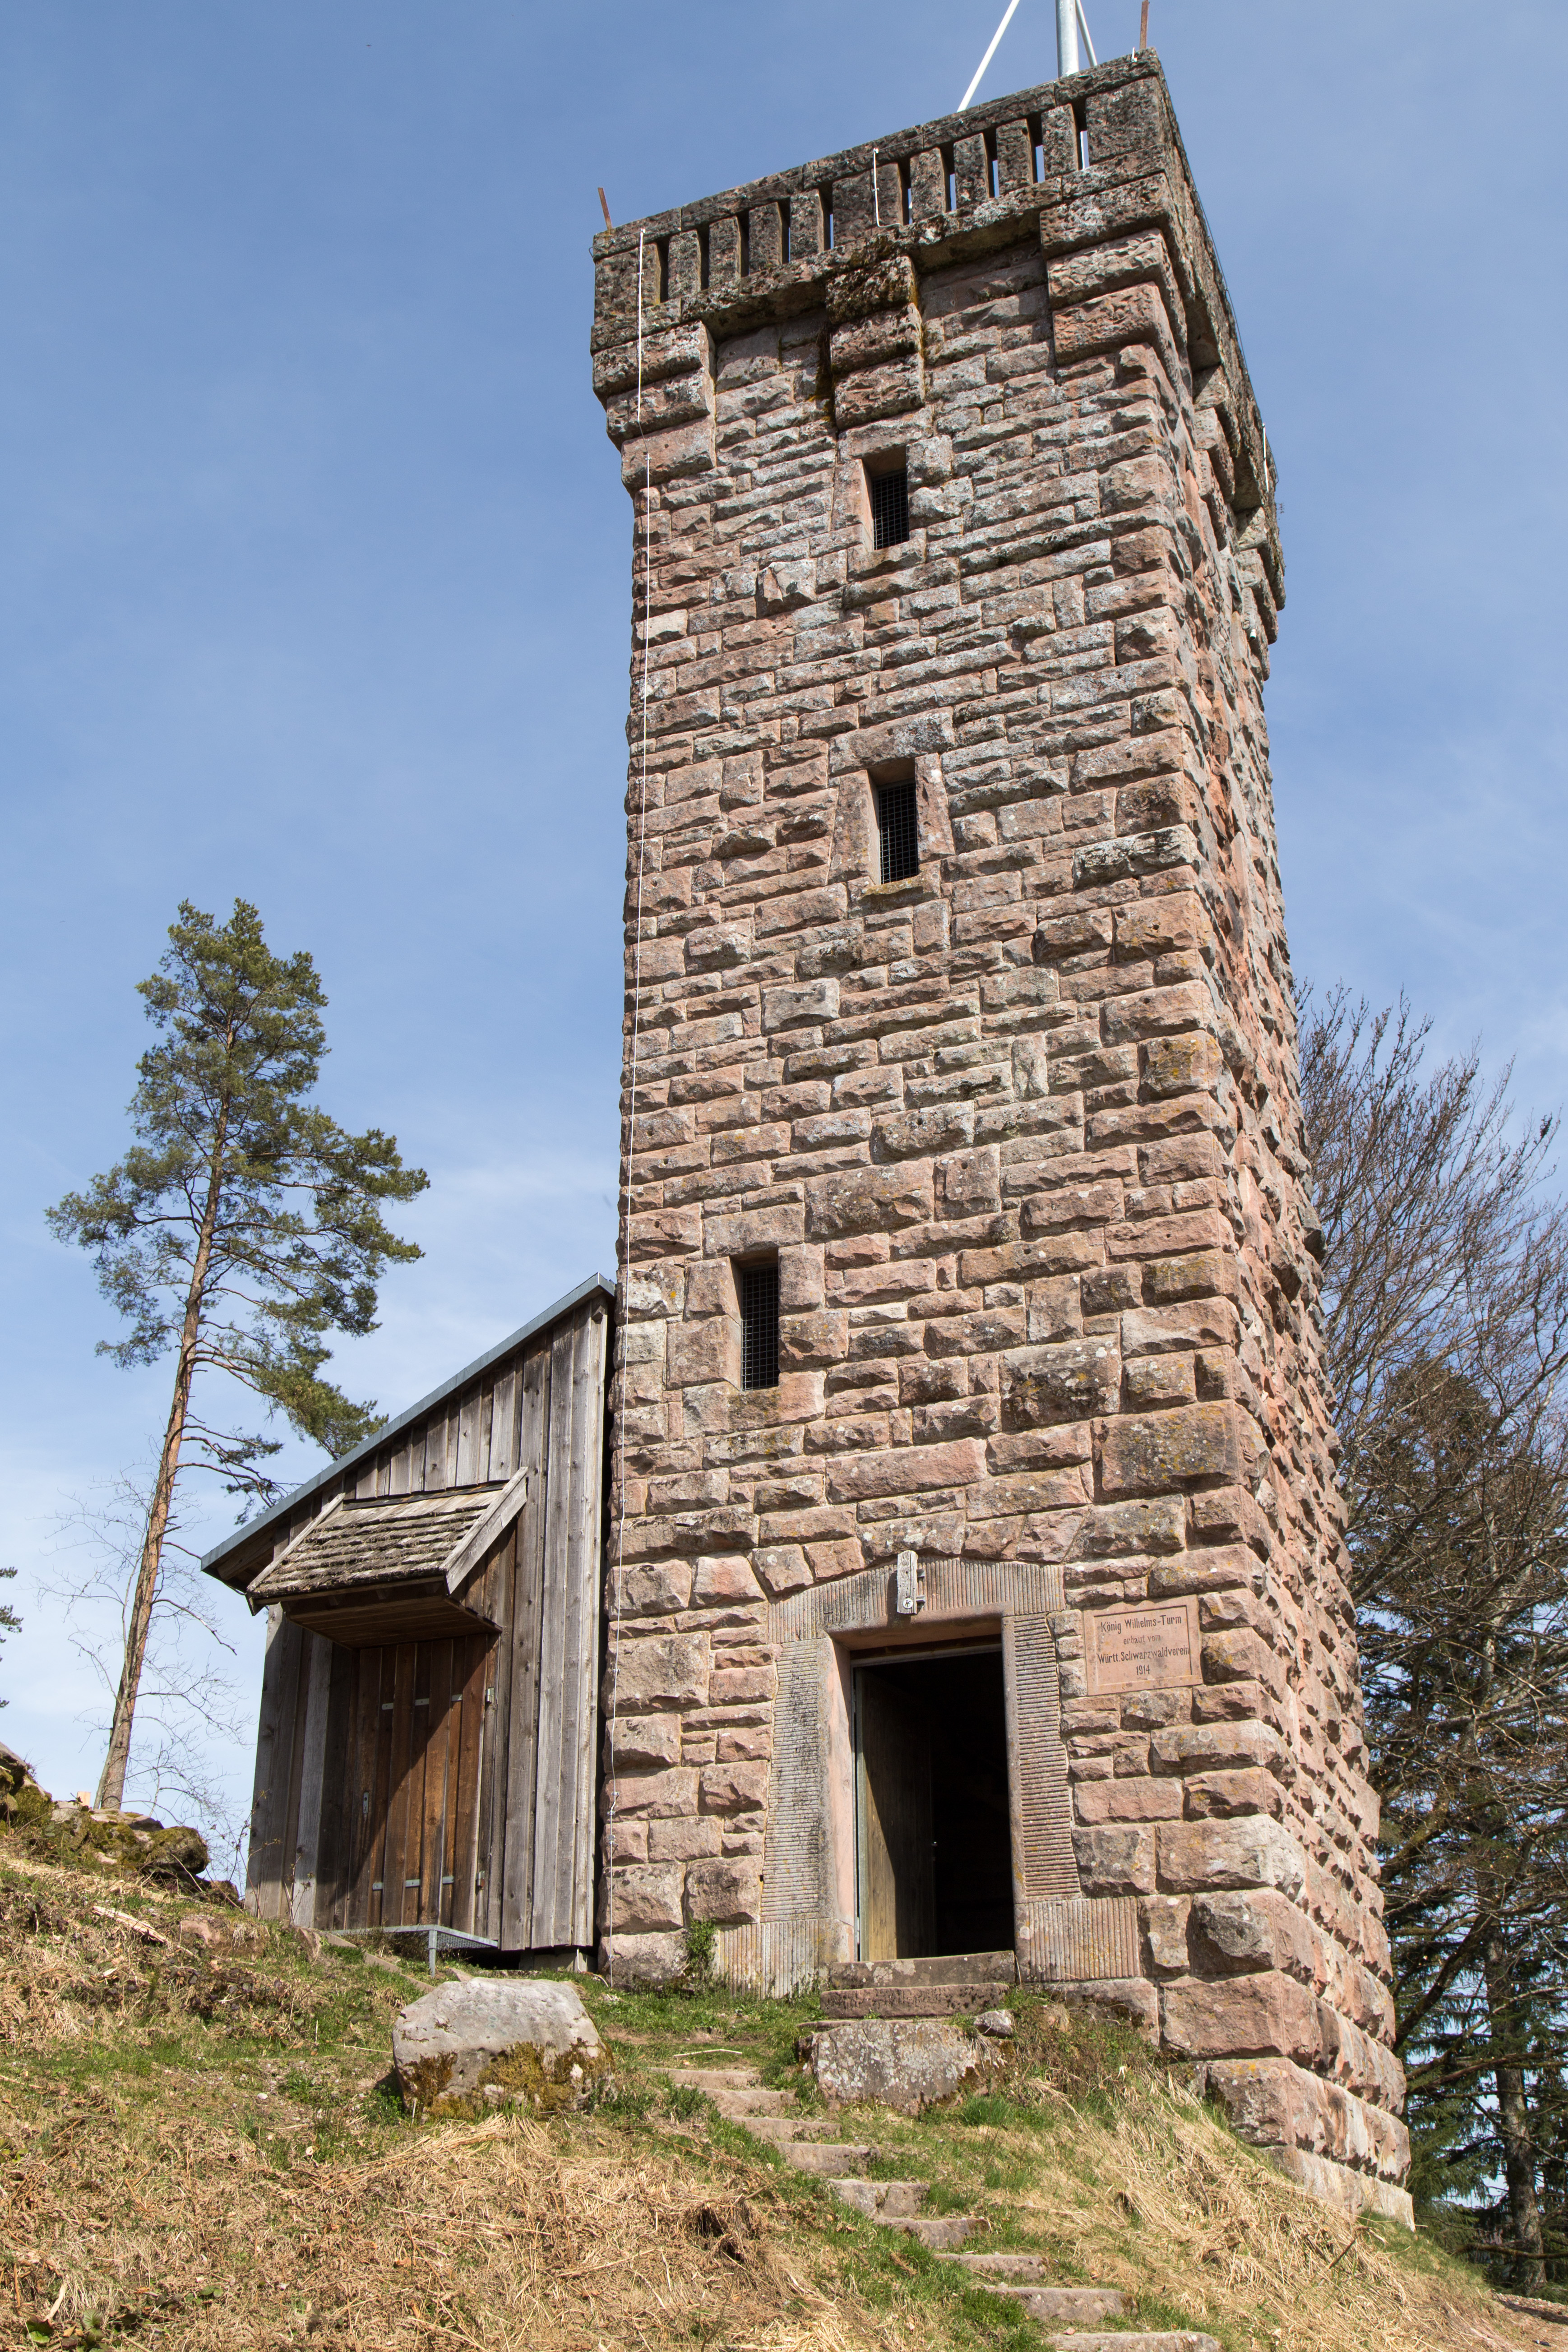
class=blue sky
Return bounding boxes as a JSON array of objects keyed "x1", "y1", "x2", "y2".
[{"x1": 3, "y1": 0, "x2": 1565, "y2": 1839}]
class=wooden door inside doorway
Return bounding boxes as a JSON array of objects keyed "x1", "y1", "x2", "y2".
[
  {"x1": 853, "y1": 1645, "x2": 1014, "y2": 1962},
  {"x1": 855, "y1": 1665, "x2": 935, "y2": 1961}
]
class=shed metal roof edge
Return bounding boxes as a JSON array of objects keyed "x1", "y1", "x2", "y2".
[{"x1": 199, "y1": 1271, "x2": 617, "y2": 1585}]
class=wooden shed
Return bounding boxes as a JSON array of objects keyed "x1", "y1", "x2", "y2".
[{"x1": 202, "y1": 1275, "x2": 614, "y2": 1957}]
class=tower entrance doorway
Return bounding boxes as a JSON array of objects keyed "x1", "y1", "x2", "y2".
[{"x1": 852, "y1": 1644, "x2": 1013, "y2": 1962}]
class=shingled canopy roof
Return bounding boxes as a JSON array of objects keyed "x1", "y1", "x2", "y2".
[
  {"x1": 247, "y1": 1474, "x2": 526, "y2": 1647},
  {"x1": 200, "y1": 1275, "x2": 615, "y2": 1595}
]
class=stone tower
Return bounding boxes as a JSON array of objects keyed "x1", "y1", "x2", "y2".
[{"x1": 592, "y1": 52, "x2": 1410, "y2": 2222}]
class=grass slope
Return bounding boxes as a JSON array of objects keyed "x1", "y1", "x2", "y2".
[{"x1": 0, "y1": 1838, "x2": 1548, "y2": 2352}]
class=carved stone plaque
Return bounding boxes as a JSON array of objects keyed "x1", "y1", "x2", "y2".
[{"x1": 1082, "y1": 1596, "x2": 1202, "y2": 1693}]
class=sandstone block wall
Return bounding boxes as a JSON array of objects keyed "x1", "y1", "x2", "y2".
[{"x1": 592, "y1": 53, "x2": 1409, "y2": 2221}]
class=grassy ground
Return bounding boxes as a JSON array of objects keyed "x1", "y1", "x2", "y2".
[{"x1": 0, "y1": 1836, "x2": 1550, "y2": 2352}]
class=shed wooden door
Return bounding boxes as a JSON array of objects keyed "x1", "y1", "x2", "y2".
[{"x1": 313, "y1": 1632, "x2": 492, "y2": 1932}]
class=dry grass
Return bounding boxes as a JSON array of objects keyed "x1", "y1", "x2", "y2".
[
  {"x1": 3, "y1": 2102, "x2": 884, "y2": 2352},
  {"x1": 0, "y1": 1874, "x2": 324, "y2": 2053},
  {"x1": 973, "y1": 2004, "x2": 1545, "y2": 2349},
  {"x1": 0, "y1": 1843, "x2": 1559, "y2": 2352},
  {"x1": 802, "y1": 1997, "x2": 1560, "y2": 2352},
  {"x1": 920, "y1": 2077, "x2": 1537, "y2": 2351},
  {"x1": 0, "y1": 1852, "x2": 903, "y2": 2352}
]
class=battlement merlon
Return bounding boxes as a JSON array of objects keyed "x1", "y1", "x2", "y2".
[{"x1": 590, "y1": 51, "x2": 1282, "y2": 624}]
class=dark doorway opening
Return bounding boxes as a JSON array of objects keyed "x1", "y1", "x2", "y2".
[{"x1": 853, "y1": 1645, "x2": 1013, "y2": 1960}]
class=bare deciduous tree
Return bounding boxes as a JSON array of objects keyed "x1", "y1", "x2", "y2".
[
  {"x1": 0, "y1": 1568, "x2": 19, "y2": 1711},
  {"x1": 38, "y1": 1465, "x2": 250, "y2": 1862},
  {"x1": 1303, "y1": 986, "x2": 1568, "y2": 2287}
]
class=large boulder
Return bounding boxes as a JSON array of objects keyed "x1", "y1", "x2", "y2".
[
  {"x1": 392, "y1": 1978, "x2": 610, "y2": 2117},
  {"x1": 808, "y1": 2018, "x2": 999, "y2": 2115}
]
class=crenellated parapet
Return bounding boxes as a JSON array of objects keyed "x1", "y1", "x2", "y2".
[{"x1": 592, "y1": 54, "x2": 1282, "y2": 656}]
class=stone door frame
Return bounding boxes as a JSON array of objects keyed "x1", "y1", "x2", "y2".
[{"x1": 711, "y1": 1558, "x2": 1140, "y2": 1994}]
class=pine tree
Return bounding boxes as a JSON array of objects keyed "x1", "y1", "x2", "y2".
[{"x1": 48, "y1": 900, "x2": 428, "y2": 1811}]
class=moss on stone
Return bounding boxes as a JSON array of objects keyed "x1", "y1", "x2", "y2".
[{"x1": 403, "y1": 2028, "x2": 611, "y2": 2120}]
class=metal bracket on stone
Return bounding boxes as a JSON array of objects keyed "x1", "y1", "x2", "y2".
[{"x1": 894, "y1": 1551, "x2": 926, "y2": 1616}]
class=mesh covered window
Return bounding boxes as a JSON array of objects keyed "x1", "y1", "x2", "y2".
[
  {"x1": 869, "y1": 467, "x2": 910, "y2": 549},
  {"x1": 876, "y1": 781, "x2": 919, "y2": 883},
  {"x1": 737, "y1": 1261, "x2": 780, "y2": 1391}
]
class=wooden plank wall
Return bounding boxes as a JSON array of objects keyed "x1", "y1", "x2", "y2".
[
  {"x1": 500, "y1": 1302, "x2": 607, "y2": 1951},
  {"x1": 244, "y1": 1612, "x2": 305, "y2": 1914},
  {"x1": 243, "y1": 1297, "x2": 609, "y2": 1949}
]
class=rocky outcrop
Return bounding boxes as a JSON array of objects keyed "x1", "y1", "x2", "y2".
[
  {"x1": 50, "y1": 1800, "x2": 210, "y2": 1881},
  {"x1": 2, "y1": 1740, "x2": 213, "y2": 1884}
]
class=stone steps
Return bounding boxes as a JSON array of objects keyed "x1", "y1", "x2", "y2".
[
  {"x1": 824, "y1": 2178, "x2": 928, "y2": 2218},
  {"x1": 710, "y1": 2085, "x2": 799, "y2": 2117},
  {"x1": 819, "y1": 1983, "x2": 1000, "y2": 2020},
  {"x1": 995, "y1": 2290, "x2": 1138, "y2": 2327},
  {"x1": 661, "y1": 2052, "x2": 1219, "y2": 2338},
  {"x1": 949, "y1": 2253, "x2": 1127, "y2": 2324},
  {"x1": 952, "y1": 2248, "x2": 1222, "y2": 2343},
  {"x1": 951, "y1": 2254, "x2": 1052, "y2": 2277},
  {"x1": 666, "y1": 2059, "x2": 981, "y2": 2246},
  {"x1": 774, "y1": 2140, "x2": 878, "y2": 2175},
  {"x1": 665, "y1": 2066, "x2": 854, "y2": 2133},
  {"x1": 666, "y1": 2066, "x2": 886, "y2": 2185},
  {"x1": 825, "y1": 2181, "x2": 976, "y2": 2251},
  {"x1": 827, "y1": 1949, "x2": 1018, "y2": 1991},
  {"x1": 663, "y1": 2066, "x2": 798, "y2": 2120},
  {"x1": 820, "y1": 1947, "x2": 1018, "y2": 2023},
  {"x1": 740, "y1": 2112, "x2": 846, "y2": 2143},
  {"x1": 883, "y1": 2212, "x2": 977, "y2": 2250},
  {"x1": 1048, "y1": 2338, "x2": 1221, "y2": 2352}
]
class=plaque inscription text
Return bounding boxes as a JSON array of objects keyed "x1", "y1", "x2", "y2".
[{"x1": 1082, "y1": 1597, "x2": 1202, "y2": 1693}]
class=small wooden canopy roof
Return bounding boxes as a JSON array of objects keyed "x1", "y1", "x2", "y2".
[
  {"x1": 201, "y1": 1274, "x2": 614, "y2": 1656},
  {"x1": 200, "y1": 1273, "x2": 615, "y2": 1600},
  {"x1": 245, "y1": 1472, "x2": 528, "y2": 1647}
]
